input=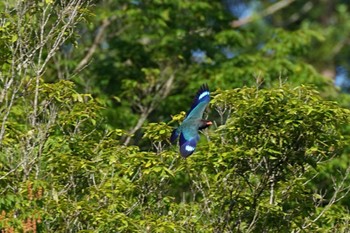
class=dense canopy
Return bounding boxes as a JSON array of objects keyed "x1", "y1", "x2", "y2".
[{"x1": 1, "y1": 0, "x2": 350, "y2": 232}]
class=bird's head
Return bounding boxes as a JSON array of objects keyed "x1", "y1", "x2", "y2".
[{"x1": 198, "y1": 120, "x2": 212, "y2": 130}]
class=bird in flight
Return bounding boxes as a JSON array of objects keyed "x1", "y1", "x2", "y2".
[{"x1": 170, "y1": 84, "x2": 212, "y2": 157}]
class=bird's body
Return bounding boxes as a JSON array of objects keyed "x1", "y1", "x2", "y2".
[{"x1": 171, "y1": 84, "x2": 212, "y2": 157}]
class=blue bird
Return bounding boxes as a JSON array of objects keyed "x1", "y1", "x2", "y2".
[{"x1": 170, "y1": 84, "x2": 212, "y2": 157}]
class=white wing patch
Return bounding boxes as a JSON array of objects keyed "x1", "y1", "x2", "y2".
[
  {"x1": 198, "y1": 91, "x2": 210, "y2": 100},
  {"x1": 185, "y1": 145, "x2": 195, "y2": 152}
]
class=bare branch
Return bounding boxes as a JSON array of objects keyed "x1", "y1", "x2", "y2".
[
  {"x1": 74, "y1": 16, "x2": 115, "y2": 73},
  {"x1": 231, "y1": 0, "x2": 296, "y2": 28},
  {"x1": 124, "y1": 72, "x2": 175, "y2": 145},
  {"x1": 300, "y1": 165, "x2": 350, "y2": 231}
]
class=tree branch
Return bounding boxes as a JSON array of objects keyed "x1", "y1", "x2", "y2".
[
  {"x1": 74, "y1": 17, "x2": 115, "y2": 73},
  {"x1": 123, "y1": 73, "x2": 175, "y2": 145},
  {"x1": 231, "y1": 0, "x2": 296, "y2": 28}
]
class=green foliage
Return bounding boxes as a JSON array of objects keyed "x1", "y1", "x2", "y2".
[
  {"x1": 213, "y1": 86, "x2": 347, "y2": 170},
  {"x1": 1, "y1": 81, "x2": 349, "y2": 231},
  {"x1": 206, "y1": 86, "x2": 349, "y2": 231},
  {"x1": 72, "y1": 0, "x2": 333, "y2": 131},
  {"x1": 2, "y1": 0, "x2": 350, "y2": 232}
]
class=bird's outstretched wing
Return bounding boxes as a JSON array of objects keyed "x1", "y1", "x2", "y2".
[
  {"x1": 186, "y1": 84, "x2": 210, "y2": 119},
  {"x1": 180, "y1": 131, "x2": 199, "y2": 158}
]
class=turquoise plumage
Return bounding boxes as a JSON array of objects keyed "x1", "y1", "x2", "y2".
[{"x1": 171, "y1": 84, "x2": 212, "y2": 157}]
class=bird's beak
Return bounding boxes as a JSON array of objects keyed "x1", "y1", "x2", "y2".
[{"x1": 207, "y1": 121, "x2": 213, "y2": 125}]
